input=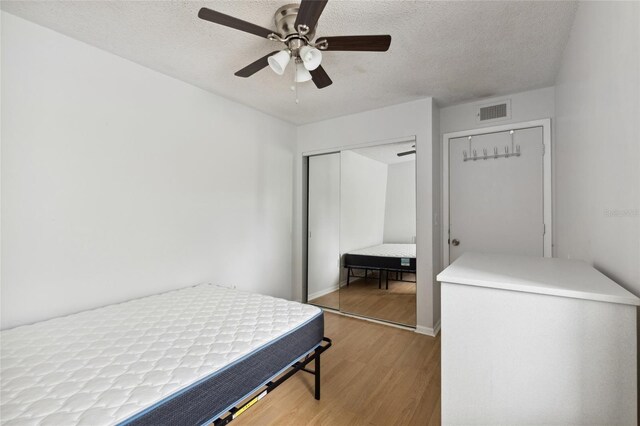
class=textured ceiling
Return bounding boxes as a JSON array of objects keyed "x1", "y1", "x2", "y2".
[{"x1": 1, "y1": 1, "x2": 578, "y2": 124}]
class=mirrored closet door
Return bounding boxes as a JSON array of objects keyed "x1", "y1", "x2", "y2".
[
  {"x1": 307, "y1": 141, "x2": 417, "y2": 327},
  {"x1": 307, "y1": 153, "x2": 340, "y2": 310}
]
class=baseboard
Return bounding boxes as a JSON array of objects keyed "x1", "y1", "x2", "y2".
[
  {"x1": 308, "y1": 285, "x2": 339, "y2": 301},
  {"x1": 415, "y1": 320, "x2": 441, "y2": 337},
  {"x1": 433, "y1": 319, "x2": 441, "y2": 335}
]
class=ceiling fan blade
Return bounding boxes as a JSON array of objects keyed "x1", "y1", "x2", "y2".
[
  {"x1": 316, "y1": 35, "x2": 391, "y2": 51},
  {"x1": 294, "y1": 0, "x2": 328, "y2": 32},
  {"x1": 310, "y1": 65, "x2": 332, "y2": 89},
  {"x1": 198, "y1": 8, "x2": 277, "y2": 39},
  {"x1": 397, "y1": 150, "x2": 416, "y2": 157},
  {"x1": 234, "y1": 51, "x2": 280, "y2": 78}
]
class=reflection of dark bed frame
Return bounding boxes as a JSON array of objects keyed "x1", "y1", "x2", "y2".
[
  {"x1": 344, "y1": 253, "x2": 416, "y2": 290},
  {"x1": 214, "y1": 337, "x2": 332, "y2": 425}
]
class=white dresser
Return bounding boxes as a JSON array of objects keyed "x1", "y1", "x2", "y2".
[{"x1": 437, "y1": 253, "x2": 639, "y2": 425}]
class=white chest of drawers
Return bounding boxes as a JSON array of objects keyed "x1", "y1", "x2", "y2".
[{"x1": 438, "y1": 253, "x2": 639, "y2": 425}]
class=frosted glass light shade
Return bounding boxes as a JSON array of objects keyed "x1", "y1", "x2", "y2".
[
  {"x1": 299, "y1": 45, "x2": 322, "y2": 71},
  {"x1": 268, "y1": 50, "x2": 291, "y2": 75},
  {"x1": 295, "y1": 66, "x2": 312, "y2": 82}
]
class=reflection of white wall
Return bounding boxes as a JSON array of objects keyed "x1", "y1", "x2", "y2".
[
  {"x1": 383, "y1": 161, "x2": 416, "y2": 243},
  {"x1": 307, "y1": 154, "x2": 341, "y2": 300},
  {"x1": 340, "y1": 151, "x2": 388, "y2": 256}
]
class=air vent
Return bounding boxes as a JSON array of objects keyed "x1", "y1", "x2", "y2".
[{"x1": 476, "y1": 99, "x2": 511, "y2": 123}]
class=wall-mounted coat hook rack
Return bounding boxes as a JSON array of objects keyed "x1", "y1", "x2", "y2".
[{"x1": 463, "y1": 129, "x2": 521, "y2": 162}]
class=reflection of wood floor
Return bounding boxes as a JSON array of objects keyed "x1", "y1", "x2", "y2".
[
  {"x1": 236, "y1": 311, "x2": 440, "y2": 426},
  {"x1": 309, "y1": 273, "x2": 416, "y2": 326}
]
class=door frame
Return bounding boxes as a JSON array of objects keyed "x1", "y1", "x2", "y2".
[{"x1": 442, "y1": 119, "x2": 552, "y2": 267}]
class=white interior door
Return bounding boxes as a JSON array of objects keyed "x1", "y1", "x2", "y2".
[
  {"x1": 449, "y1": 127, "x2": 544, "y2": 262},
  {"x1": 307, "y1": 153, "x2": 340, "y2": 304}
]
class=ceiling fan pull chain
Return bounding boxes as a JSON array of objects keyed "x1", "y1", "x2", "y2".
[{"x1": 294, "y1": 62, "x2": 300, "y2": 104}]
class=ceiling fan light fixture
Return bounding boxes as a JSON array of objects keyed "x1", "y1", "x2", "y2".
[
  {"x1": 295, "y1": 65, "x2": 313, "y2": 83},
  {"x1": 197, "y1": 2, "x2": 392, "y2": 89},
  {"x1": 299, "y1": 45, "x2": 322, "y2": 71},
  {"x1": 268, "y1": 49, "x2": 291, "y2": 75}
]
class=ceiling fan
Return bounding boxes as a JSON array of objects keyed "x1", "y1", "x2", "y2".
[
  {"x1": 198, "y1": 0, "x2": 391, "y2": 89},
  {"x1": 397, "y1": 145, "x2": 416, "y2": 157}
]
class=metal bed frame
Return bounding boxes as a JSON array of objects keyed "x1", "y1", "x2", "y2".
[
  {"x1": 346, "y1": 267, "x2": 416, "y2": 290},
  {"x1": 212, "y1": 337, "x2": 332, "y2": 425}
]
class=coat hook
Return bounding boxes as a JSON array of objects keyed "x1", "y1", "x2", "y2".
[{"x1": 461, "y1": 131, "x2": 523, "y2": 162}]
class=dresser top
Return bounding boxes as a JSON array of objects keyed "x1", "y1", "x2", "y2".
[{"x1": 437, "y1": 253, "x2": 640, "y2": 306}]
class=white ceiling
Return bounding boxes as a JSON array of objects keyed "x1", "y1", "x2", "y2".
[
  {"x1": 352, "y1": 141, "x2": 415, "y2": 165},
  {"x1": 1, "y1": 1, "x2": 577, "y2": 125}
]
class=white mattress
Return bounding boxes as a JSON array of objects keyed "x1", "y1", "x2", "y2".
[
  {"x1": 347, "y1": 243, "x2": 416, "y2": 258},
  {"x1": 0, "y1": 284, "x2": 321, "y2": 426}
]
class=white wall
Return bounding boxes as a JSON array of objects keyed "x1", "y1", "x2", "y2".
[
  {"x1": 295, "y1": 99, "x2": 439, "y2": 334},
  {"x1": 554, "y1": 3, "x2": 639, "y2": 405},
  {"x1": 554, "y1": 1, "x2": 639, "y2": 296},
  {"x1": 383, "y1": 161, "x2": 416, "y2": 244},
  {"x1": 440, "y1": 87, "x2": 555, "y2": 135},
  {"x1": 1, "y1": 12, "x2": 296, "y2": 329},
  {"x1": 340, "y1": 150, "x2": 387, "y2": 254}
]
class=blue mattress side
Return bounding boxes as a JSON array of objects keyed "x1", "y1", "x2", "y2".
[
  {"x1": 200, "y1": 342, "x2": 322, "y2": 426},
  {"x1": 118, "y1": 309, "x2": 323, "y2": 426}
]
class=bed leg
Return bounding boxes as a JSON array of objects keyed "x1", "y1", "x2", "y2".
[
  {"x1": 314, "y1": 351, "x2": 321, "y2": 400},
  {"x1": 346, "y1": 268, "x2": 351, "y2": 287}
]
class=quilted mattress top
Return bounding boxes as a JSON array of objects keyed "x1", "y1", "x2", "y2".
[
  {"x1": 0, "y1": 284, "x2": 321, "y2": 426},
  {"x1": 347, "y1": 243, "x2": 416, "y2": 258}
]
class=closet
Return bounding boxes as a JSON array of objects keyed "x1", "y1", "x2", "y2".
[{"x1": 306, "y1": 141, "x2": 417, "y2": 327}]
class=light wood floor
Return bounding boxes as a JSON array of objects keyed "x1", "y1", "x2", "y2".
[
  {"x1": 310, "y1": 274, "x2": 416, "y2": 326},
  {"x1": 235, "y1": 311, "x2": 440, "y2": 426}
]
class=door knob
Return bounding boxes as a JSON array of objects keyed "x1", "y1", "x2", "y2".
[{"x1": 451, "y1": 239, "x2": 460, "y2": 246}]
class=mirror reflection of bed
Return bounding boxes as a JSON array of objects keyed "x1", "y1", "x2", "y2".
[{"x1": 307, "y1": 141, "x2": 416, "y2": 327}]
